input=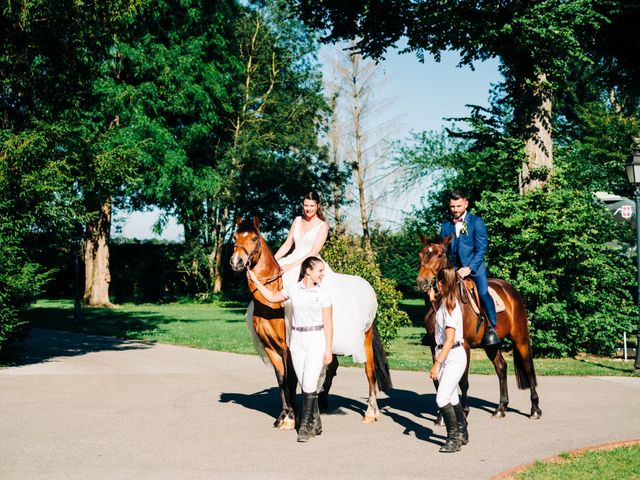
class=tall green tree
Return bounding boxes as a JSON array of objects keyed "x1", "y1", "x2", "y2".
[
  {"x1": 0, "y1": 0, "x2": 148, "y2": 327},
  {"x1": 291, "y1": 0, "x2": 615, "y2": 192}
]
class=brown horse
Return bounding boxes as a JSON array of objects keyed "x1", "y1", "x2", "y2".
[
  {"x1": 230, "y1": 217, "x2": 392, "y2": 428},
  {"x1": 416, "y1": 233, "x2": 542, "y2": 421}
]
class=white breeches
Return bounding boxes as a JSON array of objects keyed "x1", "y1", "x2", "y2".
[
  {"x1": 435, "y1": 347, "x2": 467, "y2": 408},
  {"x1": 289, "y1": 330, "x2": 326, "y2": 393}
]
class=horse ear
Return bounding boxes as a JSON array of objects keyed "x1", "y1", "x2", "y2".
[
  {"x1": 443, "y1": 234, "x2": 454, "y2": 246},
  {"x1": 417, "y1": 230, "x2": 428, "y2": 246},
  {"x1": 235, "y1": 216, "x2": 243, "y2": 226},
  {"x1": 253, "y1": 216, "x2": 260, "y2": 230}
]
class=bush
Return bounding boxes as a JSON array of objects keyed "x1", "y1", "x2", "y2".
[
  {"x1": 477, "y1": 187, "x2": 635, "y2": 357},
  {"x1": 0, "y1": 222, "x2": 48, "y2": 349},
  {"x1": 322, "y1": 234, "x2": 410, "y2": 346},
  {"x1": 371, "y1": 227, "x2": 424, "y2": 295}
]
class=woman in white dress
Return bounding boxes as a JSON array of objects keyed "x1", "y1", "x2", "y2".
[{"x1": 273, "y1": 191, "x2": 377, "y2": 363}]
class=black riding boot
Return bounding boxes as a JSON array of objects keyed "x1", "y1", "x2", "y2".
[
  {"x1": 439, "y1": 404, "x2": 461, "y2": 453},
  {"x1": 312, "y1": 393, "x2": 322, "y2": 436},
  {"x1": 453, "y1": 402, "x2": 468, "y2": 446},
  {"x1": 297, "y1": 392, "x2": 317, "y2": 443},
  {"x1": 481, "y1": 324, "x2": 501, "y2": 347}
]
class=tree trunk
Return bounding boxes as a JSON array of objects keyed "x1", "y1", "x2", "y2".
[
  {"x1": 83, "y1": 198, "x2": 113, "y2": 307},
  {"x1": 519, "y1": 72, "x2": 553, "y2": 193},
  {"x1": 210, "y1": 205, "x2": 229, "y2": 294},
  {"x1": 350, "y1": 52, "x2": 372, "y2": 256}
]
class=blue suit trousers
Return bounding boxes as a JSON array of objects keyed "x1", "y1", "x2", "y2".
[{"x1": 471, "y1": 272, "x2": 497, "y2": 327}]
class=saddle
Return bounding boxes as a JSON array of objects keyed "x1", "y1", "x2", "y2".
[{"x1": 458, "y1": 278, "x2": 505, "y2": 315}]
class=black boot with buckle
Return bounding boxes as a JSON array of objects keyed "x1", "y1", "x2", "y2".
[
  {"x1": 297, "y1": 392, "x2": 317, "y2": 443},
  {"x1": 453, "y1": 402, "x2": 468, "y2": 446},
  {"x1": 439, "y1": 403, "x2": 461, "y2": 453}
]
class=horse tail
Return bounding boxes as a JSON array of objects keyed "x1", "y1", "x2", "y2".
[
  {"x1": 513, "y1": 333, "x2": 538, "y2": 390},
  {"x1": 372, "y1": 323, "x2": 393, "y2": 393}
]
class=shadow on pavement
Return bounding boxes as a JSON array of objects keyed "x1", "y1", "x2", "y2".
[
  {"x1": 219, "y1": 388, "x2": 282, "y2": 420},
  {"x1": 2, "y1": 328, "x2": 152, "y2": 366}
]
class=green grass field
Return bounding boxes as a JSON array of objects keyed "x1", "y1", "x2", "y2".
[
  {"x1": 512, "y1": 444, "x2": 640, "y2": 480},
  {"x1": 19, "y1": 298, "x2": 637, "y2": 376}
]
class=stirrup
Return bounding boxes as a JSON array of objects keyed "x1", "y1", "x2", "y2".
[{"x1": 482, "y1": 325, "x2": 500, "y2": 347}]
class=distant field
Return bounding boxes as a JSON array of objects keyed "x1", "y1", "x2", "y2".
[{"x1": 20, "y1": 299, "x2": 637, "y2": 376}]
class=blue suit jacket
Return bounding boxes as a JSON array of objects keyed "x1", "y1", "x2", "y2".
[{"x1": 440, "y1": 212, "x2": 488, "y2": 277}]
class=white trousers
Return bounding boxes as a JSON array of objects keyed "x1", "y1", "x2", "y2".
[
  {"x1": 435, "y1": 347, "x2": 467, "y2": 408},
  {"x1": 289, "y1": 330, "x2": 326, "y2": 393}
]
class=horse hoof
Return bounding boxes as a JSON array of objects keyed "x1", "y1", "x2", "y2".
[
  {"x1": 362, "y1": 414, "x2": 378, "y2": 424},
  {"x1": 279, "y1": 418, "x2": 295, "y2": 430},
  {"x1": 491, "y1": 411, "x2": 506, "y2": 418},
  {"x1": 530, "y1": 410, "x2": 542, "y2": 419},
  {"x1": 434, "y1": 416, "x2": 445, "y2": 427}
]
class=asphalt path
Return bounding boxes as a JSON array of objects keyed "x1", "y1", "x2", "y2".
[{"x1": 1, "y1": 328, "x2": 638, "y2": 480}]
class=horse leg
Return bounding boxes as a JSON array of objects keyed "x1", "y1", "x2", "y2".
[
  {"x1": 362, "y1": 326, "x2": 380, "y2": 423},
  {"x1": 459, "y1": 345, "x2": 471, "y2": 417},
  {"x1": 265, "y1": 347, "x2": 296, "y2": 430},
  {"x1": 485, "y1": 346, "x2": 509, "y2": 418},
  {"x1": 318, "y1": 354, "x2": 338, "y2": 411},
  {"x1": 513, "y1": 339, "x2": 542, "y2": 419}
]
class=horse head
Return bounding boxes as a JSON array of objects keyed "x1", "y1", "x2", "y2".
[
  {"x1": 416, "y1": 232, "x2": 453, "y2": 293},
  {"x1": 230, "y1": 216, "x2": 263, "y2": 272}
]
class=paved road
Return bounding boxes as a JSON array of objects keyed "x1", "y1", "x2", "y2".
[{"x1": 1, "y1": 328, "x2": 638, "y2": 480}]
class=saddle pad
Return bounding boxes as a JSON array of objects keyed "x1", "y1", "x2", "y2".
[{"x1": 462, "y1": 280, "x2": 505, "y2": 314}]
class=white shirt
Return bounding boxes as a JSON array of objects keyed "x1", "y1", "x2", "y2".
[
  {"x1": 283, "y1": 281, "x2": 332, "y2": 328},
  {"x1": 454, "y1": 212, "x2": 467, "y2": 238},
  {"x1": 435, "y1": 300, "x2": 464, "y2": 346}
]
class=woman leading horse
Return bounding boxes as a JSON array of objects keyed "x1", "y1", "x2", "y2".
[
  {"x1": 417, "y1": 233, "x2": 542, "y2": 420},
  {"x1": 230, "y1": 217, "x2": 392, "y2": 429}
]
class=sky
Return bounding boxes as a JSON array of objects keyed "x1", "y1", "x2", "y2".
[{"x1": 112, "y1": 48, "x2": 502, "y2": 241}]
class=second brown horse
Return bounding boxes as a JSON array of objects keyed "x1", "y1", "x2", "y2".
[{"x1": 417, "y1": 233, "x2": 542, "y2": 421}]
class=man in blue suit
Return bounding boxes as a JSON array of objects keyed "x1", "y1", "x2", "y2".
[{"x1": 440, "y1": 190, "x2": 500, "y2": 346}]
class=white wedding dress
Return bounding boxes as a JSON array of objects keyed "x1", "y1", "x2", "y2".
[
  {"x1": 246, "y1": 217, "x2": 377, "y2": 363},
  {"x1": 278, "y1": 217, "x2": 377, "y2": 363}
]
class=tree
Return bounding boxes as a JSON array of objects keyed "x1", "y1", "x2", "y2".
[
  {"x1": 1, "y1": 1, "x2": 148, "y2": 310},
  {"x1": 324, "y1": 43, "x2": 400, "y2": 252},
  {"x1": 291, "y1": 0, "x2": 608, "y2": 192}
]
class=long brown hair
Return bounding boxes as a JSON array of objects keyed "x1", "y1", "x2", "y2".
[
  {"x1": 302, "y1": 191, "x2": 325, "y2": 221},
  {"x1": 438, "y1": 267, "x2": 458, "y2": 314}
]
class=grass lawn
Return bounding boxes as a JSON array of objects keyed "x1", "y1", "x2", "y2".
[
  {"x1": 511, "y1": 443, "x2": 640, "y2": 480},
  {"x1": 18, "y1": 298, "x2": 638, "y2": 376}
]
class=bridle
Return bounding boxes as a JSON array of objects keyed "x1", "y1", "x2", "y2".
[
  {"x1": 233, "y1": 238, "x2": 261, "y2": 269},
  {"x1": 233, "y1": 231, "x2": 283, "y2": 287}
]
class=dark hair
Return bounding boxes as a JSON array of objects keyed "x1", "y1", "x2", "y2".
[
  {"x1": 438, "y1": 267, "x2": 458, "y2": 314},
  {"x1": 449, "y1": 189, "x2": 468, "y2": 201},
  {"x1": 302, "y1": 191, "x2": 325, "y2": 221},
  {"x1": 298, "y1": 256, "x2": 324, "y2": 282}
]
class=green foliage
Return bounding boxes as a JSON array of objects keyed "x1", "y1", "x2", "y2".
[
  {"x1": 477, "y1": 188, "x2": 635, "y2": 357},
  {"x1": 321, "y1": 234, "x2": 410, "y2": 346},
  {"x1": 0, "y1": 218, "x2": 48, "y2": 346},
  {"x1": 555, "y1": 100, "x2": 640, "y2": 198},
  {"x1": 370, "y1": 227, "x2": 422, "y2": 295}
]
